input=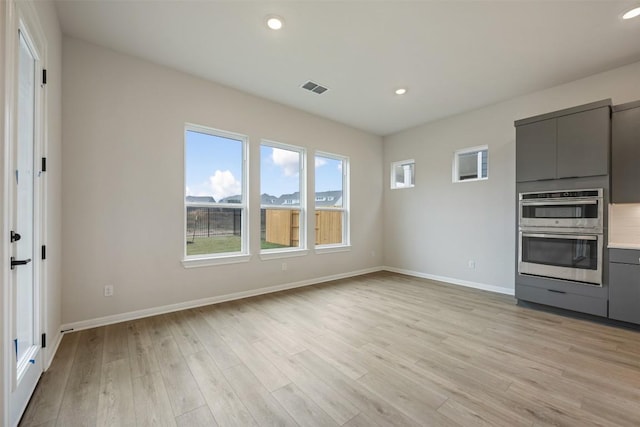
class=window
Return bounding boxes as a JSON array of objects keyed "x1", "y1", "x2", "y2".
[
  {"x1": 315, "y1": 152, "x2": 349, "y2": 248},
  {"x1": 260, "y1": 141, "x2": 305, "y2": 252},
  {"x1": 390, "y1": 159, "x2": 415, "y2": 189},
  {"x1": 184, "y1": 125, "x2": 248, "y2": 263},
  {"x1": 453, "y1": 146, "x2": 488, "y2": 182}
]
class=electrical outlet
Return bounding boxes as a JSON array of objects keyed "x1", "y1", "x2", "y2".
[
  {"x1": 104, "y1": 285, "x2": 114, "y2": 297},
  {"x1": 281, "y1": 262, "x2": 287, "y2": 271},
  {"x1": 468, "y1": 260, "x2": 476, "y2": 269}
]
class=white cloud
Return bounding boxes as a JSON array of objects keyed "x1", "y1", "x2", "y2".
[
  {"x1": 315, "y1": 157, "x2": 327, "y2": 168},
  {"x1": 185, "y1": 186, "x2": 191, "y2": 196},
  {"x1": 337, "y1": 162, "x2": 342, "y2": 171},
  {"x1": 272, "y1": 148, "x2": 299, "y2": 177},
  {"x1": 208, "y1": 170, "x2": 241, "y2": 201}
]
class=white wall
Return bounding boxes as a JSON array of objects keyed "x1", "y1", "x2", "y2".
[
  {"x1": 61, "y1": 37, "x2": 383, "y2": 326},
  {"x1": 383, "y1": 60, "x2": 640, "y2": 293}
]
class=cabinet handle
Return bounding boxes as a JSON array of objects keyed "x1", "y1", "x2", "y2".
[{"x1": 548, "y1": 289, "x2": 567, "y2": 294}]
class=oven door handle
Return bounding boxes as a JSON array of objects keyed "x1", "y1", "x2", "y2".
[
  {"x1": 521, "y1": 232, "x2": 598, "y2": 240},
  {"x1": 521, "y1": 200, "x2": 598, "y2": 206}
]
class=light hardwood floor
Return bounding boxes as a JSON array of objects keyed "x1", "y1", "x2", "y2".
[{"x1": 19, "y1": 272, "x2": 640, "y2": 426}]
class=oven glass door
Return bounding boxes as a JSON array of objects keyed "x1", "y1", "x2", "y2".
[
  {"x1": 519, "y1": 232, "x2": 602, "y2": 285},
  {"x1": 520, "y1": 200, "x2": 601, "y2": 229}
]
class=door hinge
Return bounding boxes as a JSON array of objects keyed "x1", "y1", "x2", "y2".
[
  {"x1": 41, "y1": 245, "x2": 46, "y2": 260},
  {"x1": 41, "y1": 333, "x2": 46, "y2": 348},
  {"x1": 42, "y1": 157, "x2": 47, "y2": 172},
  {"x1": 42, "y1": 69, "x2": 47, "y2": 85}
]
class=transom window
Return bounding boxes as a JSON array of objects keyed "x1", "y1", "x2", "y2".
[
  {"x1": 390, "y1": 159, "x2": 415, "y2": 189},
  {"x1": 453, "y1": 145, "x2": 488, "y2": 182}
]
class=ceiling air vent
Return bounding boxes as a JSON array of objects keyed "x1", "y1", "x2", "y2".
[{"x1": 301, "y1": 80, "x2": 329, "y2": 95}]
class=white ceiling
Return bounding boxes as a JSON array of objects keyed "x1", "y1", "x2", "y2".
[{"x1": 55, "y1": 1, "x2": 640, "y2": 136}]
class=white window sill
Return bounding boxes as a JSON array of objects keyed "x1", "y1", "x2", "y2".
[
  {"x1": 391, "y1": 184, "x2": 415, "y2": 190},
  {"x1": 260, "y1": 249, "x2": 309, "y2": 261},
  {"x1": 315, "y1": 245, "x2": 352, "y2": 254},
  {"x1": 182, "y1": 254, "x2": 251, "y2": 268},
  {"x1": 453, "y1": 177, "x2": 488, "y2": 183}
]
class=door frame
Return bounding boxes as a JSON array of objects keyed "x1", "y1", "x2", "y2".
[{"x1": 2, "y1": 1, "x2": 48, "y2": 425}]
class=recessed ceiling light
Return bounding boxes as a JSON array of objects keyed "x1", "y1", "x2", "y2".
[
  {"x1": 622, "y1": 6, "x2": 640, "y2": 19},
  {"x1": 266, "y1": 16, "x2": 284, "y2": 30},
  {"x1": 395, "y1": 88, "x2": 407, "y2": 95}
]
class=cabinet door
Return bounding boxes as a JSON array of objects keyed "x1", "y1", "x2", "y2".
[
  {"x1": 609, "y1": 262, "x2": 640, "y2": 325},
  {"x1": 516, "y1": 118, "x2": 556, "y2": 182},
  {"x1": 612, "y1": 106, "x2": 640, "y2": 203},
  {"x1": 556, "y1": 107, "x2": 610, "y2": 179}
]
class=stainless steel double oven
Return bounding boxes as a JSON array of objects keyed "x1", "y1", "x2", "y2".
[{"x1": 518, "y1": 189, "x2": 604, "y2": 286}]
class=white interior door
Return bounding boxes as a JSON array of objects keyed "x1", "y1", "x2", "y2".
[{"x1": 9, "y1": 25, "x2": 44, "y2": 427}]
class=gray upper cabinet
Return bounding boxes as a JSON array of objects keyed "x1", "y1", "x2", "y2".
[
  {"x1": 611, "y1": 101, "x2": 640, "y2": 203},
  {"x1": 515, "y1": 100, "x2": 611, "y2": 183},
  {"x1": 515, "y1": 118, "x2": 556, "y2": 182},
  {"x1": 556, "y1": 107, "x2": 610, "y2": 179}
]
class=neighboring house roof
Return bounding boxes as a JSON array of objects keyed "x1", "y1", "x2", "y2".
[
  {"x1": 260, "y1": 190, "x2": 342, "y2": 207},
  {"x1": 261, "y1": 193, "x2": 280, "y2": 204},
  {"x1": 188, "y1": 191, "x2": 343, "y2": 206},
  {"x1": 314, "y1": 190, "x2": 343, "y2": 207},
  {"x1": 218, "y1": 195, "x2": 242, "y2": 204},
  {"x1": 186, "y1": 195, "x2": 215, "y2": 203}
]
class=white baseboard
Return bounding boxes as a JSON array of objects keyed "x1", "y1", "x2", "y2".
[
  {"x1": 382, "y1": 266, "x2": 515, "y2": 296},
  {"x1": 44, "y1": 330, "x2": 63, "y2": 370},
  {"x1": 59, "y1": 266, "x2": 384, "y2": 333}
]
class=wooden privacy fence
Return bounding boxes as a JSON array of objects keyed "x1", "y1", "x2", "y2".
[
  {"x1": 264, "y1": 209, "x2": 342, "y2": 246},
  {"x1": 315, "y1": 211, "x2": 342, "y2": 245},
  {"x1": 265, "y1": 210, "x2": 300, "y2": 247}
]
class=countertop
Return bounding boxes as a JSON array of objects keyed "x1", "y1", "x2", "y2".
[{"x1": 608, "y1": 243, "x2": 640, "y2": 250}]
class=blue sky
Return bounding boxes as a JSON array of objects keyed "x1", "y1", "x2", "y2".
[
  {"x1": 185, "y1": 130, "x2": 343, "y2": 202},
  {"x1": 315, "y1": 156, "x2": 343, "y2": 192},
  {"x1": 185, "y1": 130, "x2": 242, "y2": 201}
]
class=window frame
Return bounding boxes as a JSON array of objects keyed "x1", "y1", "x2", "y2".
[
  {"x1": 452, "y1": 145, "x2": 488, "y2": 183},
  {"x1": 259, "y1": 139, "x2": 308, "y2": 259},
  {"x1": 314, "y1": 151, "x2": 350, "y2": 252},
  {"x1": 182, "y1": 123, "x2": 250, "y2": 268},
  {"x1": 390, "y1": 159, "x2": 415, "y2": 189}
]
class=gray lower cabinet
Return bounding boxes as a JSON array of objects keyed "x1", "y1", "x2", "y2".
[
  {"x1": 516, "y1": 284, "x2": 608, "y2": 317},
  {"x1": 609, "y1": 249, "x2": 640, "y2": 325},
  {"x1": 515, "y1": 99, "x2": 611, "y2": 182},
  {"x1": 515, "y1": 265, "x2": 609, "y2": 317},
  {"x1": 611, "y1": 101, "x2": 640, "y2": 203}
]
